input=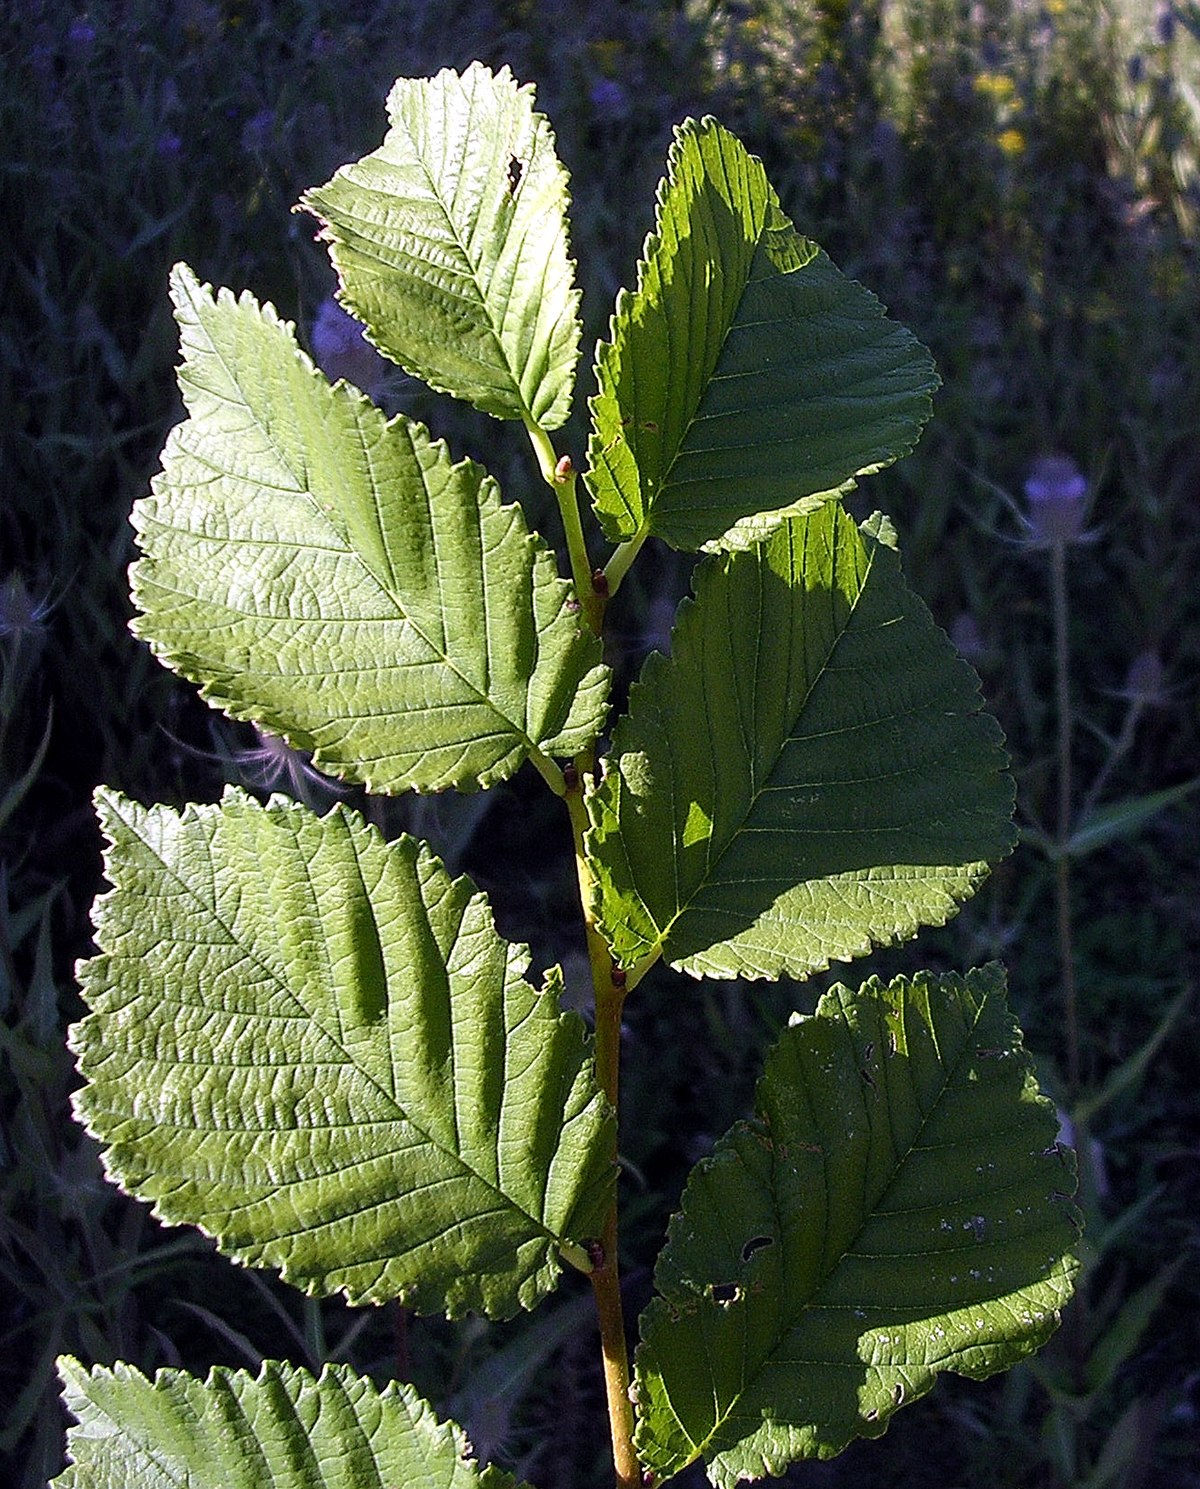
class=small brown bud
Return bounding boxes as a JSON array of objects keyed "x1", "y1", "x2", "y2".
[
  {"x1": 554, "y1": 454, "x2": 573, "y2": 482},
  {"x1": 591, "y1": 568, "x2": 610, "y2": 597},
  {"x1": 584, "y1": 1237, "x2": 606, "y2": 1269},
  {"x1": 611, "y1": 964, "x2": 627, "y2": 989},
  {"x1": 562, "y1": 762, "x2": 579, "y2": 791}
]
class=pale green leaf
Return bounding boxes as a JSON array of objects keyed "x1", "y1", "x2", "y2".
[
  {"x1": 586, "y1": 119, "x2": 937, "y2": 553},
  {"x1": 132, "y1": 265, "x2": 607, "y2": 794},
  {"x1": 72, "y1": 788, "x2": 613, "y2": 1318},
  {"x1": 54, "y1": 1356, "x2": 528, "y2": 1489},
  {"x1": 634, "y1": 966, "x2": 1081, "y2": 1487},
  {"x1": 301, "y1": 63, "x2": 580, "y2": 428},
  {"x1": 587, "y1": 505, "x2": 1015, "y2": 981}
]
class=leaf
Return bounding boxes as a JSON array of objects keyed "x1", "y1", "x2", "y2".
[
  {"x1": 586, "y1": 505, "x2": 1016, "y2": 981},
  {"x1": 132, "y1": 266, "x2": 607, "y2": 795},
  {"x1": 1065, "y1": 777, "x2": 1200, "y2": 857},
  {"x1": 634, "y1": 966, "x2": 1081, "y2": 1487},
  {"x1": 585, "y1": 119, "x2": 937, "y2": 554},
  {"x1": 54, "y1": 1356, "x2": 530, "y2": 1489},
  {"x1": 301, "y1": 63, "x2": 581, "y2": 429},
  {"x1": 0, "y1": 708, "x2": 52, "y2": 834},
  {"x1": 72, "y1": 788, "x2": 613, "y2": 1318},
  {"x1": 1082, "y1": 1256, "x2": 1183, "y2": 1397},
  {"x1": 1073, "y1": 982, "x2": 1190, "y2": 1125}
]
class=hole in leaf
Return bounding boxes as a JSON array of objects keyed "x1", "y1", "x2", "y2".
[
  {"x1": 709, "y1": 1282, "x2": 741, "y2": 1305},
  {"x1": 741, "y1": 1235, "x2": 774, "y2": 1262}
]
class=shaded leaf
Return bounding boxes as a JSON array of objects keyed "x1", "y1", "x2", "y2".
[
  {"x1": 54, "y1": 1356, "x2": 529, "y2": 1489},
  {"x1": 131, "y1": 266, "x2": 606, "y2": 794},
  {"x1": 1065, "y1": 777, "x2": 1200, "y2": 857},
  {"x1": 302, "y1": 63, "x2": 581, "y2": 428},
  {"x1": 1074, "y1": 982, "x2": 1190, "y2": 1125},
  {"x1": 634, "y1": 966, "x2": 1080, "y2": 1487},
  {"x1": 72, "y1": 789, "x2": 612, "y2": 1318},
  {"x1": 586, "y1": 119, "x2": 937, "y2": 553},
  {"x1": 587, "y1": 505, "x2": 1015, "y2": 981}
]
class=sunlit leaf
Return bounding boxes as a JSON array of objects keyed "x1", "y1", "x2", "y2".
[
  {"x1": 586, "y1": 119, "x2": 936, "y2": 553},
  {"x1": 587, "y1": 505, "x2": 1015, "y2": 980},
  {"x1": 132, "y1": 266, "x2": 606, "y2": 794},
  {"x1": 73, "y1": 789, "x2": 612, "y2": 1318},
  {"x1": 634, "y1": 966, "x2": 1080, "y2": 1487},
  {"x1": 54, "y1": 1357, "x2": 530, "y2": 1489},
  {"x1": 302, "y1": 62, "x2": 581, "y2": 428}
]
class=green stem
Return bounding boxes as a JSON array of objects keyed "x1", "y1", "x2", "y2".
[
  {"x1": 563, "y1": 772, "x2": 640, "y2": 1489},
  {"x1": 524, "y1": 419, "x2": 606, "y2": 635},
  {"x1": 604, "y1": 533, "x2": 647, "y2": 598},
  {"x1": 1049, "y1": 540, "x2": 1079, "y2": 1101},
  {"x1": 530, "y1": 409, "x2": 639, "y2": 1482},
  {"x1": 528, "y1": 746, "x2": 566, "y2": 797},
  {"x1": 1050, "y1": 537, "x2": 1088, "y2": 1393}
]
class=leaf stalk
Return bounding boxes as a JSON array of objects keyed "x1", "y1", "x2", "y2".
[{"x1": 603, "y1": 533, "x2": 647, "y2": 598}]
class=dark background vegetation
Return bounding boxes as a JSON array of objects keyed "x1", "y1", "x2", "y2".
[{"x1": 2, "y1": 2, "x2": 1198, "y2": 1485}]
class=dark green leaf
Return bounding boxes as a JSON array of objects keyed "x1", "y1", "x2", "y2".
[
  {"x1": 587, "y1": 505, "x2": 1015, "y2": 981},
  {"x1": 634, "y1": 966, "x2": 1080, "y2": 1486}
]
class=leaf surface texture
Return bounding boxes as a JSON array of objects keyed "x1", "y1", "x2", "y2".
[
  {"x1": 132, "y1": 265, "x2": 606, "y2": 794},
  {"x1": 588, "y1": 505, "x2": 1016, "y2": 980},
  {"x1": 302, "y1": 62, "x2": 581, "y2": 428},
  {"x1": 72, "y1": 789, "x2": 613, "y2": 1317},
  {"x1": 634, "y1": 966, "x2": 1080, "y2": 1486},
  {"x1": 54, "y1": 1357, "x2": 527, "y2": 1489},
  {"x1": 586, "y1": 120, "x2": 937, "y2": 552}
]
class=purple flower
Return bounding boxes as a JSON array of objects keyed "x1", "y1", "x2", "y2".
[
  {"x1": 1023, "y1": 454, "x2": 1089, "y2": 546},
  {"x1": 950, "y1": 612, "x2": 988, "y2": 665},
  {"x1": 590, "y1": 77, "x2": 630, "y2": 122},
  {"x1": 1120, "y1": 649, "x2": 1167, "y2": 708},
  {"x1": 67, "y1": 18, "x2": 97, "y2": 51},
  {"x1": 1, "y1": 574, "x2": 58, "y2": 642},
  {"x1": 230, "y1": 729, "x2": 344, "y2": 803},
  {"x1": 310, "y1": 297, "x2": 391, "y2": 400},
  {"x1": 240, "y1": 108, "x2": 274, "y2": 154}
]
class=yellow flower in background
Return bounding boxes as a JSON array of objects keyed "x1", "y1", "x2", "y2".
[
  {"x1": 997, "y1": 127, "x2": 1026, "y2": 156},
  {"x1": 974, "y1": 71, "x2": 1016, "y2": 102}
]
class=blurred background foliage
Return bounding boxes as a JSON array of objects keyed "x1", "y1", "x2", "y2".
[{"x1": 2, "y1": 2, "x2": 1198, "y2": 1486}]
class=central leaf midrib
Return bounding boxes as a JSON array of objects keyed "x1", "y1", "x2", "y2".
[
  {"x1": 683, "y1": 989, "x2": 993, "y2": 1463},
  {"x1": 632, "y1": 200, "x2": 764, "y2": 548},
  {"x1": 110, "y1": 798, "x2": 559, "y2": 1244},
  {"x1": 388, "y1": 92, "x2": 535, "y2": 422}
]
